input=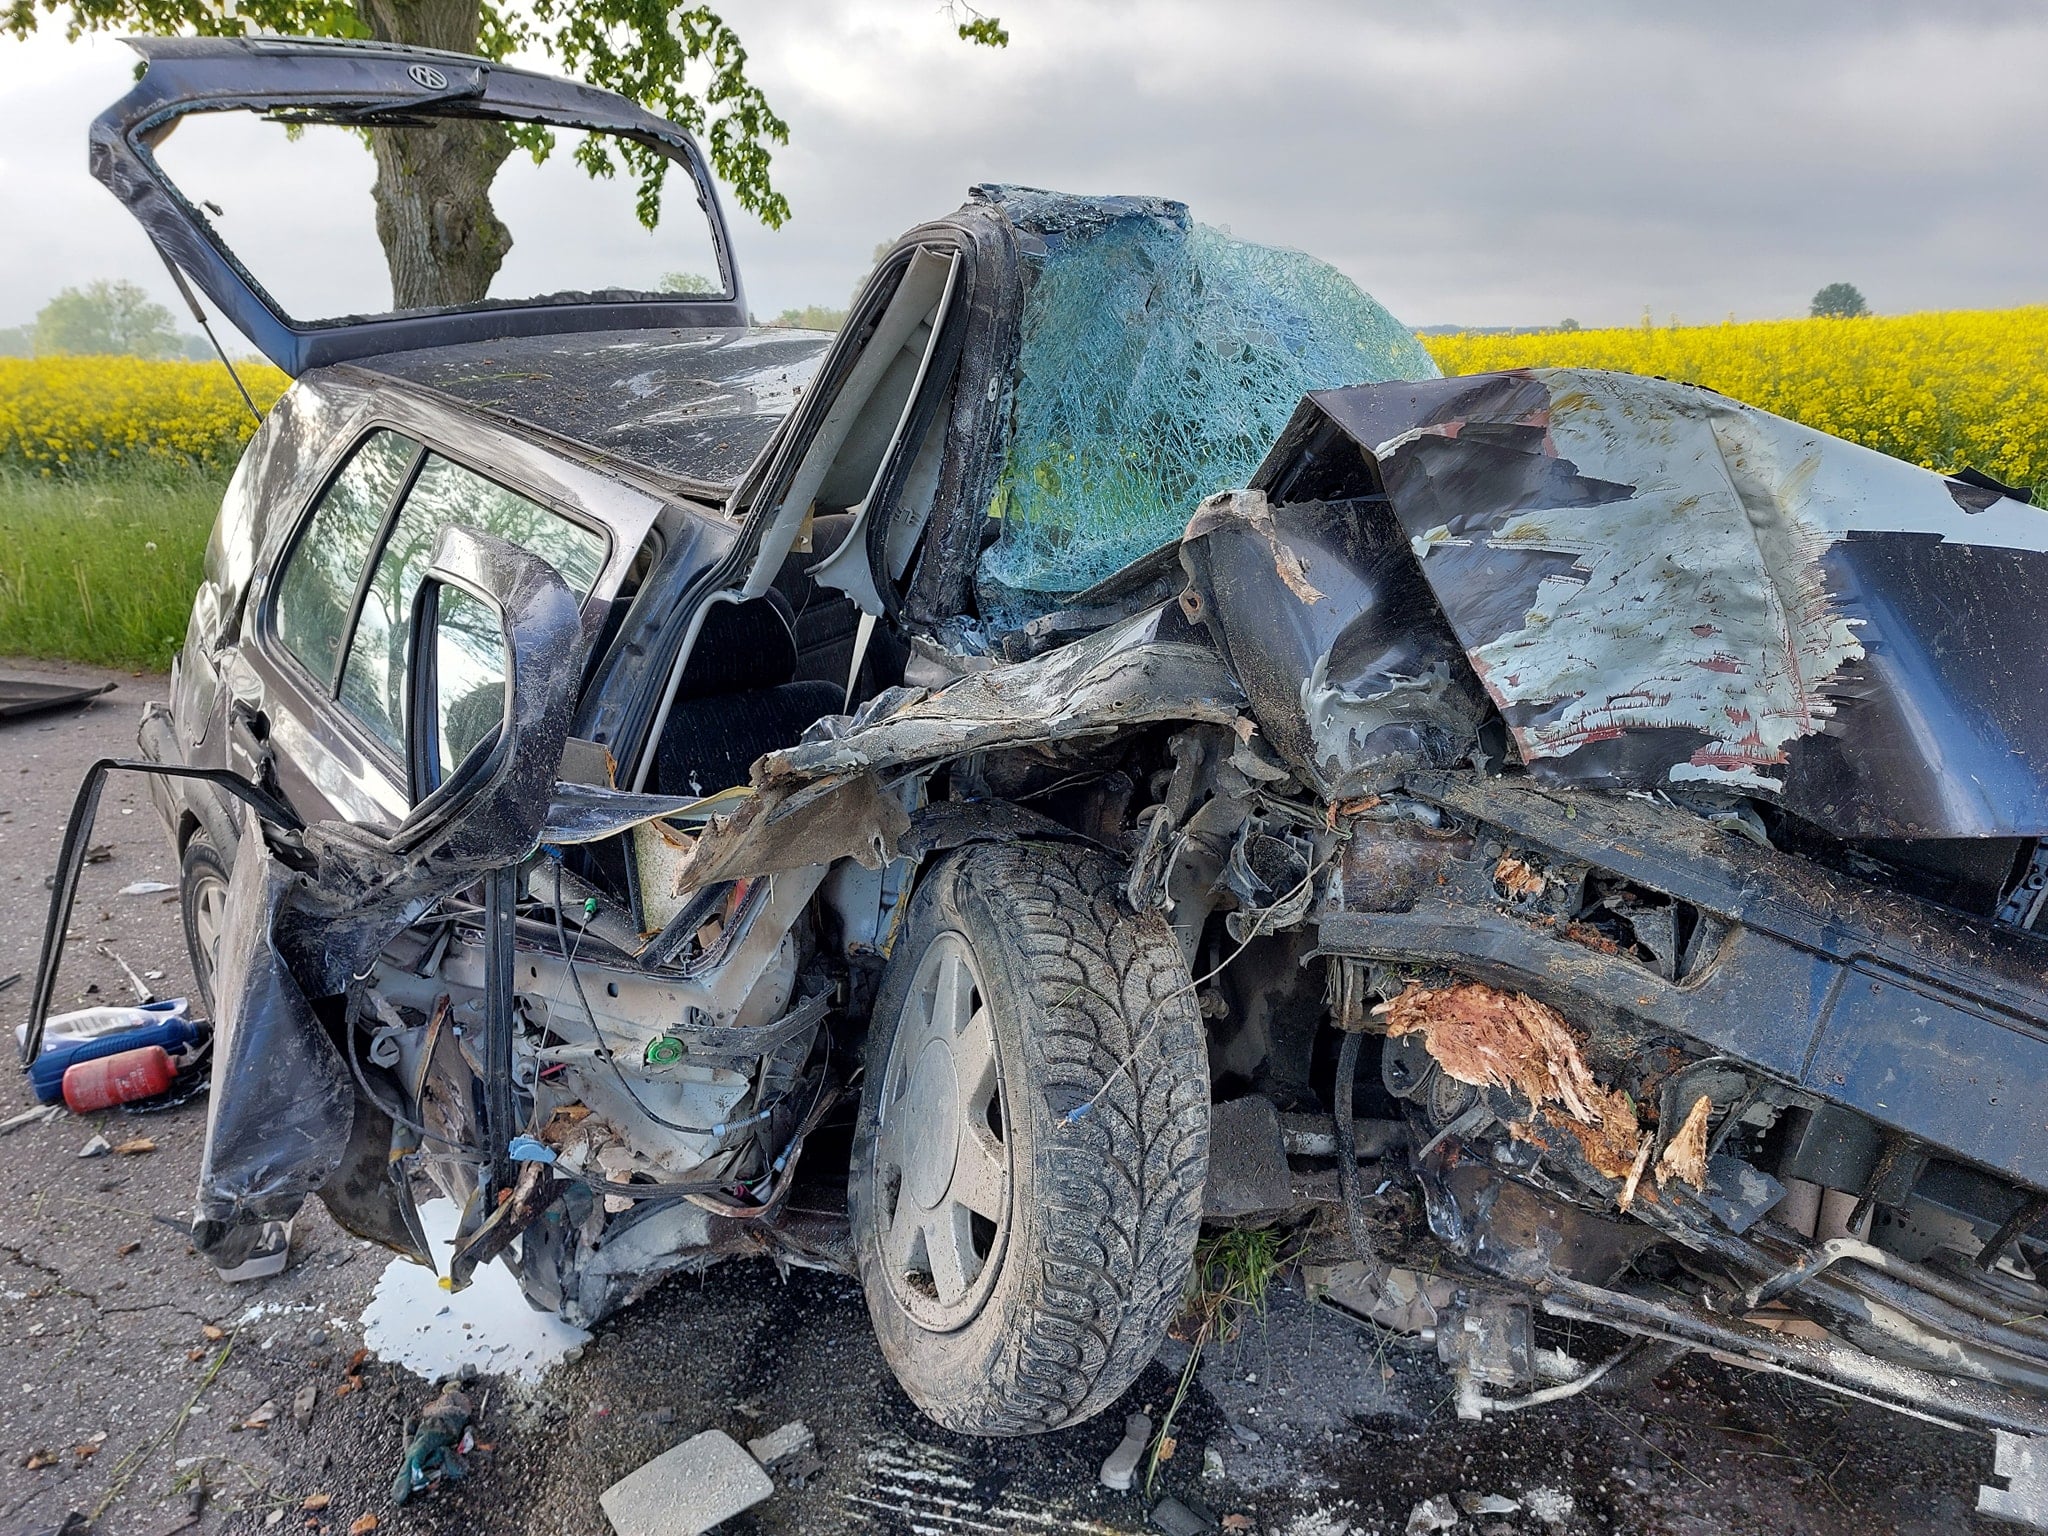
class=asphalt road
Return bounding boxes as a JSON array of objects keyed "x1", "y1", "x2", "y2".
[{"x1": 0, "y1": 660, "x2": 2020, "y2": 1536}]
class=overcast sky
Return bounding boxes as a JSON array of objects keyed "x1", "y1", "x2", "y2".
[{"x1": 2, "y1": 0, "x2": 2044, "y2": 344}]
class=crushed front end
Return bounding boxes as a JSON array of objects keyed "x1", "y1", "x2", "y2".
[{"x1": 1136, "y1": 367, "x2": 2048, "y2": 1438}]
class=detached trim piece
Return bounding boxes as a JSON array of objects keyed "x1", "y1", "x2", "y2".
[
  {"x1": 24, "y1": 758, "x2": 302, "y2": 1067},
  {"x1": 0, "y1": 679, "x2": 116, "y2": 720}
]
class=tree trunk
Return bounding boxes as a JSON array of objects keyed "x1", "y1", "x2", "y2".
[{"x1": 357, "y1": 0, "x2": 514, "y2": 310}]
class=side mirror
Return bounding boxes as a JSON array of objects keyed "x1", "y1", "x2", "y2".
[
  {"x1": 407, "y1": 577, "x2": 510, "y2": 809},
  {"x1": 393, "y1": 523, "x2": 586, "y2": 860}
]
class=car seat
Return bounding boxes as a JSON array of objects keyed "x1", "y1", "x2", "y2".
[
  {"x1": 773, "y1": 512, "x2": 909, "y2": 697},
  {"x1": 653, "y1": 593, "x2": 846, "y2": 796}
]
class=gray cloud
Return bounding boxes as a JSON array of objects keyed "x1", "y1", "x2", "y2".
[{"x1": 0, "y1": 1, "x2": 2041, "y2": 339}]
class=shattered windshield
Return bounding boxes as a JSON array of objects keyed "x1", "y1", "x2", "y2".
[
  {"x1": 145, "y1": 113, "x2": 726, "y2": 327},
  {"x1": 974, "y1": 187, "x2": 1439, "y2": 621}
]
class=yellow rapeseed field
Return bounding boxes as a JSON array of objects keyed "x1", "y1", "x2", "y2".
[
  {"x1": 1422, "y1": 308, "x2": 2048, "y2": 492},
  {"x1": 0, "y1": 354, "x2": 288, "y2": 473}
]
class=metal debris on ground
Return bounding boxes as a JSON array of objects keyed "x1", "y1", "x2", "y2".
[
  {"x1": 1308, "y1": 1261, "x2": 1452, "y2": 1335},
  {"x1": 391, "y1": 1384, "x2": 475, "y2": 1504},
  {"x1": 599, "y1": 1428, "x2": 775, "y2": 1536},
  {"x1": 1099, "y1": 1410, "x2": 1153, "y2": 1491},
  {"x1": 0, "y1": 677, "x2": 116, "y2": 719}
]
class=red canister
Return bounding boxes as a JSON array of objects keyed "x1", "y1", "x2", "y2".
[{"x1": 61, "y1": 1045, "x2": 177, "y2": 1113}]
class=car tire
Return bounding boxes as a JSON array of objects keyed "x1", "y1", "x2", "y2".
[
  {"x1": 849, "y1": 838, "x2": 1210, "y2": 1436},
  {"x1": 180, "y1": 832, "x2": 232, "y2": 1018}
]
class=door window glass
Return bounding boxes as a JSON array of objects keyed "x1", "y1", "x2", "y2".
[
  {"x1": 339, "y1": 454, "x2": 605, "y2": 754},
  {"x1": 271, "y1": 430, "x2": 417, "y2": 686}
]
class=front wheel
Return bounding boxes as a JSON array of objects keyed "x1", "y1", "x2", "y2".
[{"x1": 849, "y1": 839, "x2": 1210, "y2": 1435}]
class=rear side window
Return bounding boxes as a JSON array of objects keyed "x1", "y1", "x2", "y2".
[
  {"x1": 339, "y1": 454, "x2": 606, "y2": 755},
  {"x1": 271, "y1": 430, "x2": 417, "y2": 685}
]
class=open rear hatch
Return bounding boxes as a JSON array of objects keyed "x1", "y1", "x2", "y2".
[{"x1": 92, "y1": 35, "x2": 746, "y2": 374}]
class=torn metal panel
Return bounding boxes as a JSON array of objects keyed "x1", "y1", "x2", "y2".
[
  {"x1": 194, "y1": 812, "x2": 357, "y2": 1269},
  {"x1": 0, "y1": 678, "x2": 116, "y2": 719},
  {"x1": 1178, "y1": 487, "x2": 1488, "y2": 798},
  {"x1": 759, "y1": 605, "x2": 1246, "y2": 785},
  {"x1": 1260, "y1": 369, "x2": 2048, "y2": 837},
  {"x1": 539, "y1": 782, "x2": 736, "y2": 846},
  {"x1": 639, "y1": 773, "x2": 911, "y2": 896}
]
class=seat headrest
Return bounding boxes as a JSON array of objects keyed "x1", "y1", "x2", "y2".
[{"x1": 671, "y1": 593, "x2": 797, "y2": 700}]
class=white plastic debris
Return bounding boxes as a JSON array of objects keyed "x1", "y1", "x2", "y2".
[
  {"x1": 746, "y1": 1421, "x2": 815, "y2": 1470},
  {"x1": 117, "y1": 881, "x2": 175, "y2": 896},
  {"x1": 1099, "y1": 1410, "x2": 1152, "y2": 1492},
  {"x1": 1522, "y1": 1487, "x2": 1577, "y2": 1527},
  {"x1": 1458, "y1": 1492, "x2": 1520, "y2": 1515}
]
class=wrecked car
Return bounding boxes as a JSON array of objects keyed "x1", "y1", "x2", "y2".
[{"x1": 27, "y1": 35, "x2": 2048, "y2": 1463}]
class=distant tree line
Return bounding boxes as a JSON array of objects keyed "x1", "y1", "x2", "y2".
[{"x1": 0, "y1": 280, "x2": 211, "y2": 361}]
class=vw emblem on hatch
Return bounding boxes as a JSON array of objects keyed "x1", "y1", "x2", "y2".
[{"x1": 408, "y1": 63, "x2": 448, "y2": 90}]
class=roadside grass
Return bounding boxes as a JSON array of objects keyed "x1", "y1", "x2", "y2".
[
  {"x1": 1148, "y1": 1224, "x2": 1295, "y2": 1491},
  {"x1": 0, "y1": 464, "x2": 223, "y2": 669}
]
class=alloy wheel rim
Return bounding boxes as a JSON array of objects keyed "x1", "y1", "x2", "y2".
[
  {"x1": 191, "y1": 871, "x2": 229, "y2": 993},
  {"x1": 874, "y1": 930, "x2": 1011, "y2": 1330}
]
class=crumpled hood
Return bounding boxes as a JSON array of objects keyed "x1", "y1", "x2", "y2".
[{"x1": 1240, "y1": 368, "x2": 2048, "y2": 840}]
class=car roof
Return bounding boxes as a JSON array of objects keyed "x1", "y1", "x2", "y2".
[{"x1": 348, "y1": 326, "x2": 835, "y2": 500}]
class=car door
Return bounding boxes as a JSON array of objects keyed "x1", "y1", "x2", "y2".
[{"x1": 240, "y1": 412, "x2": 653, "y2": 833}]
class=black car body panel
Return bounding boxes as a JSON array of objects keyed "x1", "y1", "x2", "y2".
[
  {"x1": 367, "y1": 329, "x2": 832, "y2": 499},
  {"x1": 91, "y1": 36, "x2": 747, "y2": 373},
  {"x1": 1254, "y1": 371, "x2": 2048, "y2": 840}
]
